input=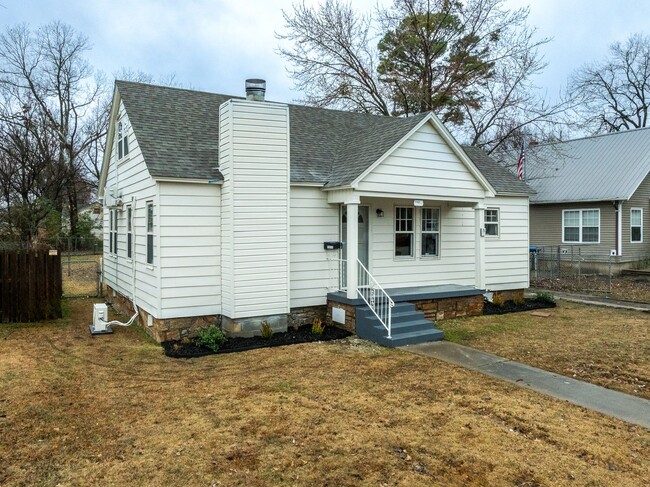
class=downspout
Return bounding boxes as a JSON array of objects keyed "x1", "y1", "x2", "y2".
[{"x1": 617, "y1": 201, "x2": 623, "y2": 257}]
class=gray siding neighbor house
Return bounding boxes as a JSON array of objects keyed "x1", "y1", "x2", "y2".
[{"x1": 520, "y1": 129, "x2": 650, "y2": 264}]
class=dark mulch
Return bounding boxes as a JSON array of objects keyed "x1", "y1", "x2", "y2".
[
  {"x1": 483, "y1": 298, "x2": 556, "y2": 316},
  {"x1": 163, "y1": 324, "x2": 352, "y2": 358}
]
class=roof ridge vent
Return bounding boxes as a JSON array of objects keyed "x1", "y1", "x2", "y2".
[{"x1": 245, "y1": 79, "x2": 266, "y2": 101}]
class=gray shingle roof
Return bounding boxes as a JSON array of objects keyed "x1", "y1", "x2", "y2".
[
  {"x1": 461, "y1": 146, "x2": 534, "y2": 195},
  {"x1": 115, "y1": 81, "x2": 529, "y2": 195},
  {"x1": 514, "y1": 129, "x2": 650, "y2": 203}
]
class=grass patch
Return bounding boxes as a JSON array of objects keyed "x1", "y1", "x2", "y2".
[
  {"x1": 0, "y1": 298, "x2": 648, "y2": 486},
  {"x1": 437, "y1": 301, "x2": 650, "y2": 399}
]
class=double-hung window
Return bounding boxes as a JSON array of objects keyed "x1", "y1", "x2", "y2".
[
  {"x1": 631, "y1": 208, "x2": 643, "y2": 243},
  {"x1": 485, "y1": 208, "x2": 499, "y2": 237},
  {"x1": 127, "y1": 206, "x2": 133, "y2": 258},
  {"x1": 117, "y1": 119, "x2": 129, "y2": 159},
  {"x1": 421, "y1": 208, "x2": 440, "y2": 257},
  {"x1": 395, "y1": 207, "x2": 414, "y2": 257},
  {"x1": 563, "y1": 209, "x2": 600, "y2": 243},
  {"x1": 146, "y1": 202, "x2": 154, "y2": 265},
  {"x1": 109, "y1": 210, "x2": 114, "y2": 254}
]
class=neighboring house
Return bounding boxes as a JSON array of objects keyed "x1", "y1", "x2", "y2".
[
  {"x1": 521, "y1": 130, "x2": 650, "y2": 265},
  {"x1": 98, "y1": 80, "x2": 533, "y2": 345},
  {"x1": 78, "y1": 203, "x2": 103, "y2": 240}
]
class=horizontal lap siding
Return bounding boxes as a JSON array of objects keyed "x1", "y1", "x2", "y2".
[
  {"x1": 221, "y1": 101, "x2": 290, "y2": 319},
  {"x1": 485, "y1": 196, "x2": 530, "y2": 291},
  {"x1": 622, "y1": 173, "x2": 650, "y2": 256},
  {"x1": 290, "y1": 187, "x2": 339, "y2": 307},
  {"x1": 159, "y1": 182, "x2": 221, "y2": 319},
  {"x1": 103, "y1": 100, "x2": 159, "y2": 316},
  {"x1": 357, "y1": 123, "x2": 486, "y2": 200},
  {"x1": 362, "y1": 198, "x2": 476, "y2": 287}
]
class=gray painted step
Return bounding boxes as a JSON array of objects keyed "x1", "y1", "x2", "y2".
[{"x1": 356, "y1": 303, "x2": 444, "y2": 348}]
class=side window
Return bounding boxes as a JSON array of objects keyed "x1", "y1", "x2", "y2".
[
  {"x1": 394, "y1": 207, "x2": 414, "y2": 257},
  {"x1": 113, "y1": 210, "x2": 118, "y2": 254},
  {"x1": 421, "y1": 208, "x2": 440, "y2": 257},
  {"x1": 485, "y1": 208, "x2": 499, "y2": 237},
  {"x1": 631, "y1": 208, "x2": 643, "y2": 243},
  {"x1": 146, "y1": 202, "x2": 154, "y2": 265},
  {"x1": 117, "y1": 119, "x2": 130, "y2": 159},
  {"x1": 127, "y1": 206, "x2": 133, "y2": 258},
  {"x1": 109, "y1": 209, "x2": 114, "y2": 254}
]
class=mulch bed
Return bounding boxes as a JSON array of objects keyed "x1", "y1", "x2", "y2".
[
  {"x1": 483, "y1": 298, "x2": 556, "y2": 315},
  {"x1": 163, "y1": 324, "x2": 352, "y2": 358}
]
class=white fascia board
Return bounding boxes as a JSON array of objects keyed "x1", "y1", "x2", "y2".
[
  {"x1": 98, "y1": 88, "x2": 121, "y2": 199},
  {"x1": 349, "y1": 113, "x2": 497, "y2": 197},
  {"x1": 354, "y1": 189, "x2": 483, "y2": 205},
  {"x1": 154, "y1": 177, "x2": 222, "y2": 184},
  {"x1": 290, "y1": 182, "x2": 325, "y2": 187}
]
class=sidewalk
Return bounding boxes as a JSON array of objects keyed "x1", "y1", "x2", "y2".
[
  {"x1": 528, "y1": 288, "x2": 650, "y2": 312},
  {"x1": 404, "y1": 341, "x2": 650, "y2": 429}
]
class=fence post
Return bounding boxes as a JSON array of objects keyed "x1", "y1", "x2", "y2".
[
  {"x1": 608, "y1": 254, "x2": 612, "y2": 295},
  {"x1": 556, "y1": 246, "x2": 561, "y2": 279}
]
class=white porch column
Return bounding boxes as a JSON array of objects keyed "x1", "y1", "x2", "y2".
[
  {"x1": 474, "y1": 204, "x2": 486, "y2": 290},
  {"x1": 346, "y1": 202, "x2": 359, "y2": 299}
]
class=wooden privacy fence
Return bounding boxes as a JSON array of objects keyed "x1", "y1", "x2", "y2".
[{"x1": 0, "y1": 250, "x2": 62, "y2": 322}]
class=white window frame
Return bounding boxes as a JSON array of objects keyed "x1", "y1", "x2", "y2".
[
  {"x1": 146, "y1": 201, "x2": 154, "y2": 265},
  {"x1": 420, "y1": 207, "x2": 441, "y2": 258},
  {"x1": 126, "y1": 205, "x2": 133, "y2": 259},
  {"x1": 394, "y1": 206, "x2": 414, "y2": 258},
  {"x1": 117, "y1": 119, "x2": 130, "y2": 160},
  {"x1": 109, "y1": 209, "x2": 114, "y2": 254},
  {"x1": 485, "y1": 208, "x2": 499, "y2": 238},
  {"x1": 562, "y1": 209, "x2": 600, "y2": 244},
  {"x1": 631, "y1": 208, "x2": 643, "y2": 243}
]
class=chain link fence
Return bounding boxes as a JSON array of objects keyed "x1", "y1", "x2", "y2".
[{"x1": 61, "y1": 255, "x2": 102, "y2": 297}]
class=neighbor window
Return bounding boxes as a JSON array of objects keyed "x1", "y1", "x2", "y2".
[
  {"x1": 395, "y1": 207, "x2": 414, "y2": 257},
  {"x1": 421, "y1": 208, "x2": 440, "y2": 257},
  {"x1": 117, "y1": 119, "x2": 129, "y2": 159},
  {"x1": 127, "y1": 205, "x2": 133, "y2": 258},
  {"x1": 146, "y1": 202, "x2": 154, "y2": 265},
  {"x1": 563, "y1": 209, "x2": 600, "y2": 243},
  {"x1": 485, "y1": 208, "x2": 499, "y2": 237},
  {"x1": 631, "y1": 208, "x2": 643, "y2": 243}
]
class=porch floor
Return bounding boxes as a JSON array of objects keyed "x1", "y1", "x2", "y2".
[{"x1": 327, "y1": 284, "x2": 484, "y2": 305}]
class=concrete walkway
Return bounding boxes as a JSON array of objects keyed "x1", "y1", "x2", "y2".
[
  {"x1": 529, "y1": 289, "x2": 650, "y2": 312},
  {"x1": 404, "y1": 341, "x2": 650, "y2": 429}
]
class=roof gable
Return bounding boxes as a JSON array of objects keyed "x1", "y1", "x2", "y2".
[{"x1": 519, "y1": 129, "x2": 650, "y2": 203}]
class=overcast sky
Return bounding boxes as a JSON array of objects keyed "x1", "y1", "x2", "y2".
[{"x1": 2, "y1": 0, "x2": 650, "y2": 104}]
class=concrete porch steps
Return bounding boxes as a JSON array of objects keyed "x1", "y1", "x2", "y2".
[{"x1": 356, "y1": 302, "x2": 444, "y2": 347}]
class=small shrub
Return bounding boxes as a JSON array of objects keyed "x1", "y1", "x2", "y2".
[
  {"x1": 260, "y1": 320, "x2": 273, "y2": 339},
  {"x1": 196, "y1": 325, "x2": 226, "y2": 352},
  {"x1": 311, "y1": 317, "x2": 325, "y2": 336},
  {"x1": 535, "y1": 291, "x2": 555, "y2": 304},
  {"x1": 491, "y1": 292, "x2": 504, "y2": 307},
  {"x1": 513, "y1": 295, "x2": 525, "y2": 306}
]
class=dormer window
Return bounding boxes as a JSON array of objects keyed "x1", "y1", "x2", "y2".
[{"x1": 117, "y1": 119, "x2": 129, "y2": 159}]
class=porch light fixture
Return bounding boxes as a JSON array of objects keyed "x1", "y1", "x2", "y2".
[{"x1": 376, "y1": 209, "x2": 384, "y2": 218}]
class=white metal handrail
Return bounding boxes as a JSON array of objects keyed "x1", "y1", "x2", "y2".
[{"x1": 356, "y1": 259, "x2": 394, "y2": 338}]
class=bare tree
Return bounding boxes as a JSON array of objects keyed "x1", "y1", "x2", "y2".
[
  {"x1": 0, "y1": 21, "x2": 107, "y2": 238},
  {"x1": 570, "y1": 33, "x2": 650, "y2": 133}
]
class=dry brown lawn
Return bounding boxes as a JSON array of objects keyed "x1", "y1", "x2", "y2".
[
  {"x1": 1, "y1": 299, "x2": 648, "y2": 486},
  {"x1": 439, "y1": 301, "x2": 650, "y2": 400}
]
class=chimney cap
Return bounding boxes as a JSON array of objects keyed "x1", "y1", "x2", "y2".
[{"x1": 245, "y1": 79, "x2": 266, "y2": 101}]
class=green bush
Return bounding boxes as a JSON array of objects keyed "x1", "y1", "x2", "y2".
[
  {"x1": 535, "y1": 291, "x2": 555, "y2": 304},
  {"x1": 196, "y1": 325, "x2": 226, "y2": 352}
]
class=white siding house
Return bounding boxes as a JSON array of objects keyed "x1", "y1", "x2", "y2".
[{"x1": 98, "y1": 80, "x2": 533, "y2": 343}]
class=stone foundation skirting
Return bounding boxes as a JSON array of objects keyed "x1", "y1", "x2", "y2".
[
  {"x1": 289, "y1": 305, "x2": 327, "y2": 329},
  {"x1": 492, "y1": 289, "x2": 525, "y2": 303},
  {"x1": 326, "y1": 300, "x2": 357, "y2": 332},
  {"x1": 413, "y1": 294, "x2": 484, "y2": 321}
]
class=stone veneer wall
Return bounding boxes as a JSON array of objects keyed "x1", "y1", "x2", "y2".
[
  {"x1": 492, "y1": 289, "x2": 525, "y2": 303},
  {"x1": 326, "y1": 300, "x2": 357, "y2": 332},
  {"x1": 413, "y1": 294, "x2": 484, "y2": 321},
  {"x1": 104, "y1": 284, "x2": 217, "y2": 342},
  {"x1": 288, "y1": 305, "x2": 327, "y2": 329}
]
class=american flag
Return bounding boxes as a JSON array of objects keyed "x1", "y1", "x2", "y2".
[{"x1": 516, "y1": 142, "x2": 525, "y2": 180}]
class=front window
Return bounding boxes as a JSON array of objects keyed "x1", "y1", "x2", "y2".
[
  {"x1": 563, "y1": 209, "x2": 600, "y2": 243},
  {"x1": 631, "y1": 208, "x2": 643, "y2": 243},
  {"x1": 485, "y1": 208, "x2": 499, "y2": 237},
  {"x1": 421, "y1": 208, "x2": 440, "y2": 257},
  {"x1": 146, "y1": 202, "x2": 154, "y2": 265},
  {"x1": 395, "y1": 207, "x2": 414, "y2": 257},
  {"x1": 117, "y1": 119, "x2": 129, "y2": 159}
]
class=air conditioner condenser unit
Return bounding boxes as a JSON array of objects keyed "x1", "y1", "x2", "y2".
[{"x1": 89, "y1": 303, "x2": 113, "y2": 335}]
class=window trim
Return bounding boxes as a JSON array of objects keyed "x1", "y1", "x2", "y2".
[
  {"x1": 146, "y1": 201, "x2": 154, "y2": 265},
  {"x1": 630, "y1": 208, "x2": 643, "y2": 243},
  {"x1": 394, "y1": 206, "x2": 415, "y2": 259},
  {"x1": 484, "y1": 208, "x2": 500, "y2": 238},
  {"x1": 562, "y1": 209, "x2": 600, "y2": 244},
  {"x1": 420, "y1": 206, "x2": 441, "y2": 258},
  {"x1": 126, "y1": 205, "x2": 133, "y2": 259},
  {"x1": 117, "y1": 119, "x2": 130, "y2": 161},
  {"x1": 109, "y1": 209, "x2": 114, "y2": 254}
]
